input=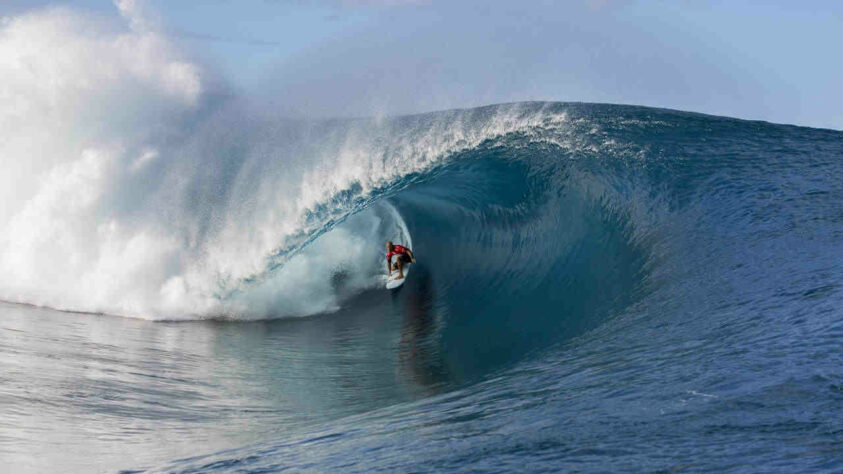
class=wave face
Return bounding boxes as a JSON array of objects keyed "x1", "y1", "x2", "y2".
[
  {"x1": 140, "y1": 104, "x2": 842, "y2": 472},
  {"x1": 0, "y1": 5, "x2": 643, "y2": 322},
  {"x1": 147, "y1": 104, "x2": 841, "y2": 471},
  {"x1": 0, "y1": 6, "x2": 560, "y2": 319}
]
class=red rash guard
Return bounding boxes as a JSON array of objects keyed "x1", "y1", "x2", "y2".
[{"x1": 387, "y1": 245, "x2": 409, "y2": 262}]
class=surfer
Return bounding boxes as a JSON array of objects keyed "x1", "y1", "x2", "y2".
[{"x1": 386, "y1": 241, "x2": 416, "y2": 279}]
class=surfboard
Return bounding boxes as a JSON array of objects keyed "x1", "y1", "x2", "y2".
[{"x1": 386, "y1": 266, "x2": 410, "y2": 289}]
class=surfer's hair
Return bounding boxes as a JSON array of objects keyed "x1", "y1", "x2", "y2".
[{"x1": 386, "y1": 240, "x2": 393, "y2": 247}]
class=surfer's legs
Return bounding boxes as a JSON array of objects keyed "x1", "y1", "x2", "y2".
[
  {"x1": 389, "y1": 254, "x2": 410, "y2": 279},
  {"x1": 396, "y1": 255, "x2": 412, "y2": 278}
]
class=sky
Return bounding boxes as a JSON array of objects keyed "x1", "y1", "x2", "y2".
[{"x1": 2, "y1": 0, "x2": 841, "y2": 129}]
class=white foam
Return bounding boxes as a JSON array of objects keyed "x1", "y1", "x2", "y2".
[
  {"x1": 0, "y1": 2, "x2": 572, "y2": 320},
  {"x1": 222, "y1": 203, "x2": 412, "y2": 320}
]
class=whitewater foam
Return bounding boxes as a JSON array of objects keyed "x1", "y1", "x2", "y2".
[{"x1": 0, "y1": 2, "x2": 584, "y2": 320}]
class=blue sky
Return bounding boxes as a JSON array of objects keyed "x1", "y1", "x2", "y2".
[{"x1": 3, "y1": 0, "x2": 842, "y2": 129}]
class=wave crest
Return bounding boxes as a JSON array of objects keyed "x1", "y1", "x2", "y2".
[{"x1": 0, "y1": 5, "x2": 588, "y2": 319}]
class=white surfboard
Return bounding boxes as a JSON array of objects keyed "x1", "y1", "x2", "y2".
[{"x1": 386, "y1": 265, "x2": 410, "y2": 289}]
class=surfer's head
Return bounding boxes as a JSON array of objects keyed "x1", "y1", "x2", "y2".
[{"x1": 386, "y1": 241, "x2": 393, "y2": 251}]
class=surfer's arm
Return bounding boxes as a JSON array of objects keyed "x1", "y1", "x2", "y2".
[{"x1": 407, "y1": 250, "x2": 416, "y2": 263}]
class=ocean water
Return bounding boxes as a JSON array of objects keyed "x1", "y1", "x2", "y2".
[
  {"x1": 2, "y1": 9, "x2": 843, "y2": 472},
  {"x1": 2, "y1": 101, "x2": 842, "y2": 473}
]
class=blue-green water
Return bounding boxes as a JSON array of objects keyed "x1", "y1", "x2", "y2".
[{"x1": 2, "y1": 103, "x2": 842, "y2": 472}]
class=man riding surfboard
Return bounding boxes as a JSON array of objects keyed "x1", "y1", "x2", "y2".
[{"x1": 386, "y1": 241, "x2": 416, "y2": 280}]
